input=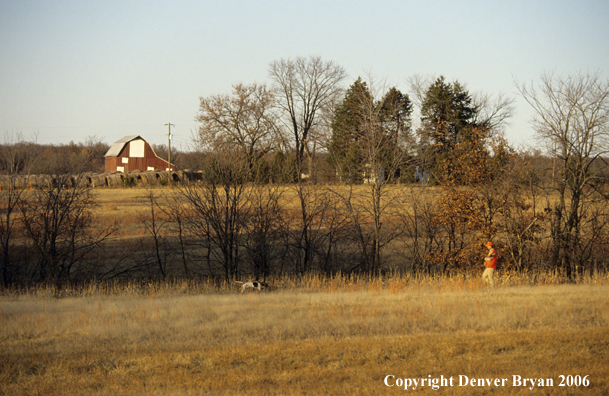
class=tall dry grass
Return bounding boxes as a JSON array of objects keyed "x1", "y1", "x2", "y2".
[
  {"x1": 1, "y1": 278, "x2": 608, "y2": 395},
  {"x1": 2, "y1": 270, "x2": 607, "y2": 298}
]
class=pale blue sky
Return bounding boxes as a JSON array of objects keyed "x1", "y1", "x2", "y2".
[{"x1": 1, "y1": 0, "x2": 608, "y2": 149}]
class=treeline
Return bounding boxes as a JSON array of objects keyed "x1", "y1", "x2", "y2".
[
  {"x1": 0, "y1": 138, "x2": 207, "y2": 177},
  {"x1": 0, "y1": 138, "x2": 108, "y2": 175}
]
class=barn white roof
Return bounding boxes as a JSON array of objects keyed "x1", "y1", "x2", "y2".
[{"x1": 104, "y1": 135, "x2": 143, "y2": 157}]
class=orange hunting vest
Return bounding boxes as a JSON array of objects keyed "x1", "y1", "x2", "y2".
[{"x1": 486, "y1": 248, "x2": 497, "y2": 269}]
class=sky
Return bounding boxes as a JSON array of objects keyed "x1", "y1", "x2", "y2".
[{"x1": 1, "y1": 0, "x2": 608, "y2": 151}]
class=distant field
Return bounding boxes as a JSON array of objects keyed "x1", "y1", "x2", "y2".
[
  {"x1": 88, "y1": 184, "x2": 430, "y2": 244},
  {"x1": 1, "y1": 282, "x2": 608, "y2": 395}
]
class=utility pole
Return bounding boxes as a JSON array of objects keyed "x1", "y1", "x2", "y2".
[{"x1": 165, "y1": 123, "x2": 174, "y2": 172}]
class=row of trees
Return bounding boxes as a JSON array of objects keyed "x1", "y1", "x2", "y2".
[
  {"x1": 195, "y1": 57, "x2": 347, "y2": 183},
  {"x1": 0, "y1": 136, "x2": 109, "y2": 175},
  {"x1": 191, "y1": 62, "x2": 609, "y2": 280},
  {"x1": 195, "y1": 57, "x2": 516, "y2": 187},
  {"x1": 517, "y1": 72, "x2": 609, "y2": 277},
  {"x1": 0, "y1": 136, "x2": 210, "y2": 177},
  {"x1": 0, "y1": 174, "x2": 116, "y2": 288}
]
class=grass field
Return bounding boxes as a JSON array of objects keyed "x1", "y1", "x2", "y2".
[
  {"x1": 1, "y1": 278, "x2": 608, "y2": 395},
  {"x1": 2, "y1": 186, "x2": 607, "y2": 394}
]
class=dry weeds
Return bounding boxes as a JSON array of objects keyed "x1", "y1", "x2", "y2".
[{"x1": 1, "y1": 281, "x2": 608, "y2": 395}]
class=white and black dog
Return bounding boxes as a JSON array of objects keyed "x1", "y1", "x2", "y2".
[{"x1": 235, "y1": 280, "x2": 269, "y2": 293}]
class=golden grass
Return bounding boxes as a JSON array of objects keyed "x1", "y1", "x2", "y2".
[{"x1": 2, "y1": 281, "x2": 608, "y2": 395}]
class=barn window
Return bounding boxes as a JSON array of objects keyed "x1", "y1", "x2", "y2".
[
  {"x1": 122, "y1": 157, "x2": 129, "y2": 164},
  {"x1": 117, "y1": 166, "x2": 125, "y2": 172},
  {"x1": 147, "y1": 166, "x2": 155, "y2": 171},
  {"x1": 130, "y1": 139, "x2": 145, "y2": 158}
]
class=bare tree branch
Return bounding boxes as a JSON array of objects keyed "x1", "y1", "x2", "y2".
[{"x1": 269, "y1": 56, "x2": 346, "y2": 177}]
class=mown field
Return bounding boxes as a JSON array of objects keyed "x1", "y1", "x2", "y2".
[{"x1": 1, "y1": 276, "x2": 608, "y2": 395}]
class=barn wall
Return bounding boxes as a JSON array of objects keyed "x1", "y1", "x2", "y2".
[{"x1": 104, "y1": 157, "x2": 120, "y2": 173}]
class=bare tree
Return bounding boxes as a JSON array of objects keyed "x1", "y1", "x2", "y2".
[
  {"x1": 0, "y1": 135, "x2": 29, "y2": 287},
  {"x1": 140, "y1": 189, "x2": 171, "y2": 279},
  {"x1": 360, "y1": 82, "x2": 412, "y2": 272},
  {"x1": 0, "y1": 177, "x2": 23, "y2": 287},
  {"x1": 196, "y1": 83, "x2": 280, "y2": 171},
  {"x1": 19, "y1": 174, "x2": 116, "y2": 288},
  {"x1": 287, "y1": 183, "x2": 343, "y2": 275},
  {"x1": 242, "y1": 184, "x2": 285, "y2": 280},
  {"x1": 177, "y1": 155, "x2": 250, "y2": 281},
  {"x1": 400, "y1": 190, "x2": 441, "y2": 273},
  {"x1": 516, "y1": 71, "x2": 609, "y2": 276},
  {"x1": 269, "y1": 56, "x2": 347, "y2": 178},
  {"x1": 329, "y1": 77, "x2": 413, "y2": 273},
  {"x1": 161, "y1": 190, "x2": 192, "y2": 277}
]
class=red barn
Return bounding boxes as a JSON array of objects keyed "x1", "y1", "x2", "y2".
[{"x1": 104, "y1": 135, "x2": 174, "y2": 173}]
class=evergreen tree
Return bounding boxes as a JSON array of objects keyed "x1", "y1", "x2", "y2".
[
  {"x1": 418, "y1": 76, "x2": 482, "y2": 183},
  {"x1": 328, "y1": 78, "x2": 372, "y2": 182},
  {"x1": 378, "y1": 87, "x2": 414, "y2": 178},
  {"x1": 270, "y1": 150, "x2": 285, "y2": 184},
  {"x1": 270, "y1": 150, "x2": 299, "y2": 184},
  {"x1": 419, "y1": 76, "x2": 477, "y2": 151},
  {"x1": 329, "y1": 79, "x2": 412, "y2": 183},
  {"x1": 252, "y1": 156, "x2": 270, "y2": 183}
]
